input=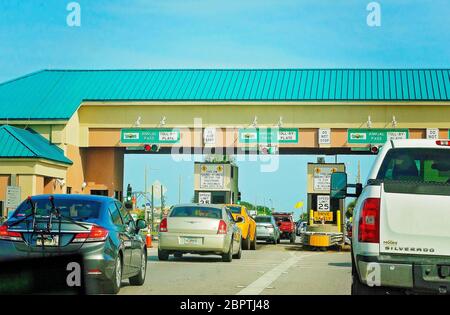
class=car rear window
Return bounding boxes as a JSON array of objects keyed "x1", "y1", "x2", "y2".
[
  {"x1": 377, "y1": 148, "x2": 450, "y2": 184},
  {"x1": 13, "y1": 199, "x2": 101, "y2": 221},
  {"x1": 255, "y1": 216, "x2": 271, "y2": 223},
  {"x1": 170, "y1": 206, "x2": 223, "y2": 219},
  {"x1": 228, "y1": 206, "x2": 242, "y2": 214},
  {"x1": 275, "y1": 217, "x2": 291, "y2": 222}
]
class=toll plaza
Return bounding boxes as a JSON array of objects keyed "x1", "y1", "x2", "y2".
[
  {"x1": 0, "y1": 69, "x2": 449, "y2": 217},
  {"x1": 302, "y1": 162, "x2": 346, "y2": 249},
  {"x1": 193, "y1": 161, "x2": 239, "y2": 204}
]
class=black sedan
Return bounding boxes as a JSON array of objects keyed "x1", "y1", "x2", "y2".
[{"x1": 0, "y1": 194, "x2": 148, "y2": 294}]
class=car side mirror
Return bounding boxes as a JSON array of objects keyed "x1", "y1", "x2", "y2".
[
  {"x1": 235, "y1": 216, "x2": 244, "y2": 223},
  {"x1": 330, "y1": 172, "x2": 348, "y2": 199},
  {"x1": 136, "y1": 219, "x2": 147, "y2": 231}
]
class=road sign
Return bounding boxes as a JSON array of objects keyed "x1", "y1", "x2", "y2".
[
  {"x1": 318, "y1": 128, "x2": 331, "y2": 145},
  {"x1": 203, "y1": 127, "x2": 216, "y2": 146},
  {"x1": 152, "y1": 181, "x2": 167, "y2": 199},
  {"x1": 238, "y1": 128, "x2": 298, "y2": 144},
  {"x1": 313, "y1": 211, "x2": 333, "y2": 222},
  {"x1": 200, "y1": 164, "x2": 225, "y2": 189},
  {"x1": 347, "y1": 128, "x2": 409, "y2": 144},
  {"x1": 121, "y1": 129, "x2": 180, "y2": 144},
  {"x1": 198, "y1": 192, "x2": 211, "y2": 204},
  {"x1": 426, "y1": 128, "x2": 439, "y2": 140},
  {"x1": 5, "y1": 186, "x2": 21, "y2": 209},
  {"x1": 317, "y1": 195, "x2": 330, "y2": 212}
]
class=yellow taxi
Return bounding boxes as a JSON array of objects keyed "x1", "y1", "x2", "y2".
[{"x1": 226, "y1": 204, "x2": 257, "y2": 250}]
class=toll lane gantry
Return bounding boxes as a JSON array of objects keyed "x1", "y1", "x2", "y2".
[{"x1": 0, "y1": 69, "x2": 449, "y2": 208}]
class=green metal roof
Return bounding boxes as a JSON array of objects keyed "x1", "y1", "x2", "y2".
[
  {"x1": 0, "y1": 125, "x2": 72, "y2": 165},
  {"x1": 0, "y1": 69, "x2": 449, "y2": 120}
]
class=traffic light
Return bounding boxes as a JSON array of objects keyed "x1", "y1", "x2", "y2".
[
  {"x1": 144, "y1": 144, "x2": 160, "y2": 153},
  {"x1": 125, "y1": 184, "x2": 133, "y2": 210},
  {"x1": 237, "y1": 192, "x2": 242, "y2": 204}
]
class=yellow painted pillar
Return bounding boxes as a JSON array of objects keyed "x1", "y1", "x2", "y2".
[
  {"x1": 309, "y1": 209, "x2": 314, "y2": 226},
  {"x1": 337, "y1": 210, "x2": 341, "y2": 233}
]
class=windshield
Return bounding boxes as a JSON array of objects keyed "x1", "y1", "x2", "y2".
[
  {"x1": 227, "y1": 206, "x2": 242, "y2": 214},
  {"x1": 13, "y1": 198, "x2": 101, "y2": 221},
  {"x1": 377, "y1": 148, "x2": 450, "y2": 184},
  {"x1": 275, "y1": 217, "x2": 291, "y2": 222},
  {"x1": 255, "y1": 216, "x2": 272, "y2": 223},
  {"x1": 170, "y1": 206, "x2": 223, "y2": 219}
]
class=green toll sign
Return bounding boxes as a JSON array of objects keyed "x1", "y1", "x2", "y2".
[
  {"x1": 238, "y1": 128, "x2": 298, "y2": 144},
  {"x1": 347, "y1": 128, "x2": 409, "y2": 144},
  {"x1": 121, "y1": 129, "x2": 181, "y2": 144}
]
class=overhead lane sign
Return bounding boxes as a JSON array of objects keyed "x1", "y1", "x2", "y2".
[
  {"x1": 121, "y1": 129, "x2": 181, "y2": 144},
  {"x1": 347, "y1": 128, "x2": 409, "y2": 144},
  {"x1": 238, "y1": 128, "x2": 298, "y2": 144}
]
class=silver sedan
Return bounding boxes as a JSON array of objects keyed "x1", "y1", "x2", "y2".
[
  {"x1": 255, "y1": 215, "x2": 280, "y2": 244},
  {"x1": 158, "y1": 204, "x2": 242, "y2": 262}
]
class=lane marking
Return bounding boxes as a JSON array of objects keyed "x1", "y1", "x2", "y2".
[{"x1": 236, "y1": 253, "x2": 317, "y2": 295}]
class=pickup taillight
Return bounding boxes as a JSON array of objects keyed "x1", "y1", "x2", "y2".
[{"x1": 358, "y1": 198, "x2": 380, "y2": 243}]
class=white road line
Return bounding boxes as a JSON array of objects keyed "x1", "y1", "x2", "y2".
[{"x1": 236, "y1": 253, "x2": 317, "y2": 295}]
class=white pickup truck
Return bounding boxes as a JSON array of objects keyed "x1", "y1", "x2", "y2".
[{"x1": 331, "y1": 139, "x2": 450, "y2": 295}]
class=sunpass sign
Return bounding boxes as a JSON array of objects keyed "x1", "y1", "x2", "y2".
[
  {"x1": 238, "y1": 128, "x2": 298, "y2": 144},
  {"x1": 121, "y1": 129, "x2": 181, "y2": 144},
  {"x1": 347, "y1": 128, "x2": 409, "y2": 144}
]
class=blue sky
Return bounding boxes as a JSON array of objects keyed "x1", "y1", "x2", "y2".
[{"x1": 1, "y1": 1, "x2": 449, "y2": 216}]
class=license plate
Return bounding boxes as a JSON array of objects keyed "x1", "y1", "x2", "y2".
[
  {"x1": 36, "y1": 235, "x2": 59, "y2": 246},
  {"x1": 179, "y1": 237, "x2": 202, "y2": 246}
]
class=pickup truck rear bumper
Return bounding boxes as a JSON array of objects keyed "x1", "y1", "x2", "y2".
[{"x1": 357, "y1": 255, "x2": 450, "y2": 294}]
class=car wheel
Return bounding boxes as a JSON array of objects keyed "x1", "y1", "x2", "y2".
[
  {"x1": 241, "y1": 236, "x2": 250, "y2": 250},
  {"x1": 129, "y1": 250, "x2": 147, "y2": 286},
  {"x1": 250, "y1": 232, "x2": 257, "y2": 250},
  {"x1": 104, "y1": 255, "x2": 122, "y2": 294},
  {"x1": 158, "y1": 249, "x2": 169, "y2": 261},
  {"x1": 233, "y1": 239, "x2": 242, "y2": 259},
  {"x1": 222, "y1": 240, "x2": 233, "y2": 262}
]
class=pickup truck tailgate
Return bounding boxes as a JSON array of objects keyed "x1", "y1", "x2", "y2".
[{"x1": 380, "y1": 183, "x2": 450, "y2": 256}]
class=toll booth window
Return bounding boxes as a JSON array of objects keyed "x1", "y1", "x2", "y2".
[{"x1": 170, "y1": 206, "x2": 223, "y2": 219}]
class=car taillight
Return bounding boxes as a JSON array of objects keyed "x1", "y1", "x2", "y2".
[
  {"x1": 159, "y1": 218, "x2": 168, "y2": 232},
  {"x1": 73, "y1": 225, "x2": 108, "y2": 243},
  {"x1": 217, "y1": 220, "x2": 227, "y2": 234},
  {"x1": 436, "y1": 140, "x2": 450, "y2": 146},
  {"x1": 0, "y1": 224, "x2": 22, "y2": 241},
  {"x1": 358, "y1": 198, "x2": 380, "y2": 243}
]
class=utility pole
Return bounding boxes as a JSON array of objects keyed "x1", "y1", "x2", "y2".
[
  {"x1": 357, "y1": 160, "x2": 361, "y2": 183},
  {"x1": 161, "y1": 184, "x2": 164, "y2": 219},
  {"x1": 144, "y1": 166, "x2": 148, "y2": 222},
  {"x1": 151, "y1": 184, "x2": 154, "y2": 232},
  {"x1": 178, "y1": 175, "x2": 182, "y2": 204}
]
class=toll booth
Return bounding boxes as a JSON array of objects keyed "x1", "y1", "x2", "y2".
[
  {"x1": 302, "y1": 162, "x2": 346, "y2": 249},
  {"x1": 193, "y1": 162, "x2": 239, "y2": 204}
]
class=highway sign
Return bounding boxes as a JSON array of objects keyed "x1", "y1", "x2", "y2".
[
  {"x1": 198, "y1": 192, "x2": 211, "y2": 204},
  {"x1": 238, "y1": 128, "x2": 298, "y2": 144},
  {"x1": 203, "y1": 127, "x2": 217, "y2": 146},
  {"x1": 121, "y1": 129, "x2": 180, "y2": 144},
  {"x1": 200, "y1": 164, "x2": 225, "y2": 189},
  {"x1": 317, "y1": 195, "x2": 330, "y2": 212},
  {"x1": 426, "y1": 128, "x2": 439, "y2": 140},
  {"x1": 318, "y1": 128, "x2": 331, "y2": 145},
  {"x1": 347, "y1": 128, "x2": 409, "y2": 144},
  {"x1": 6, "y1": 186, "x2": 21, "y2": 209}
]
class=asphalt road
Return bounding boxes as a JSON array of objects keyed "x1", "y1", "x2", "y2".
[{"x1": 119, "y1": 238, "x2": 352, "y2": 295}]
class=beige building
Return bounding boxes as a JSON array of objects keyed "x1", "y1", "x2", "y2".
[{"x1": 0, "y1": 69, "x2": 449, "y2": 216}]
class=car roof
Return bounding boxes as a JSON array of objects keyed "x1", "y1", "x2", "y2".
[
  {"x1": 390, "y1": 139, "x2": 450, "y2": 149},
  {"x1": 28, "y1": 194, "x2": 115, "y2": 203},
  {"x1": 173, "y1": 203, "x2": 224, "y2": 209}
]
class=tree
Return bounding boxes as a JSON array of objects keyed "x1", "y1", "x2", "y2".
[{"x1": 346, "y1": 199, "x2": 357, "y2": 219}]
